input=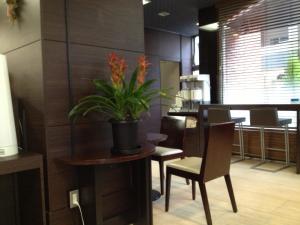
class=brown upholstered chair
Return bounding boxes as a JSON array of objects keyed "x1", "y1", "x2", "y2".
[
  {"x1": 165, "y1": 122, "x2": 237, "y2": 225},
  {"x1": 250, "y1": 108, "x2": 291, "y2": 171},
  {"x1": 208, "y1": 108, "x2": 245, "y2": 161},
  {"x1": 152, "y1": 116, "x2": 187, "y2": 195}
]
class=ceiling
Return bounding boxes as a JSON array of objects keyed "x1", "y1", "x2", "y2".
[{"x1": 144, "y1": 0, "x2": 217, "y2": 37}]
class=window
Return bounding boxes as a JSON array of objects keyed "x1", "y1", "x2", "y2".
[
  {"x1": 192, "y1": 36, "x2": 200, "y2": 75},
  {"x1": 219, "y1": 0, "x2": 300, "y2": 126}
]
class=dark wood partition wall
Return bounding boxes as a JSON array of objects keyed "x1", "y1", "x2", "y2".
[
  {"x1": 43, "y1": 0, "x2": 146, "y2": 224},
  {"x1": 0, "y1": 0, "x2": 149, "y2": 225},
  {"x1": 144, "y1": 28, "x2": 193, "y2": 132}
]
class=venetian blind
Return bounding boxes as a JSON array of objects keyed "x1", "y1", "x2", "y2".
[{"x1": 218, "y1": 0, "x2": 300, "y2": 126}]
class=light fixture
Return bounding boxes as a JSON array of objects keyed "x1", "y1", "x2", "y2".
[
  {"x1": 196, "y1": 22, "x2": 199, "y2": 26},
  {"x1": 143, "y1": 0, "x2": 151, "y2": 5},
  {"x1": 199, "y1": 22, "x2": 219, "y2": 32},
  {"x1": 158, "y1": 11, "x2": 170, "y2": 17},
  {"x1": 0, "y1": 54, "x2": 18, "y2": 157}
]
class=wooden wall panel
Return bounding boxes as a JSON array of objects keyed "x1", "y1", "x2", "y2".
[
  {"x1": 68, "y1": 0, "x2": 144, "y2": 52},
  {"x1": 47, "y1": 209, "x2": 80, "y2": 225},
  {"x1": 47, "y1": 170, "x2": 78, "y2": 211},
  {"x1": 145, "y1": 29, "x2": 181, "y2": 61},
  {"x1": 41, "y1": 0, "x2": 66, "y2": 41},
  {"x1": 0, "y1": 0, "x2": 41, "y2": 53},
  {"x1": 144, "y1": 29, "x2": 193, "y2": 132},
  {"x1": 45, "y1": 126, "x2": 72, "y2": 175},
  {"x1": 42, "y1": 0, "x2": 146, "y2": 223},
  {"x1": 69, "y1": 44, "x2": 144, "y2": 103},
  {"x1": 143, "y1": 56, "x2": 161, "y2": 133},
  {"x1": 43, "y1": 41, "x2": 70, "y2": 126},
  {"x1": 2, "y1": 0, "x2": 149, "y2": 224},
  {"x1": 73, "y1": 122, "x2": 113, "y2": 154}
]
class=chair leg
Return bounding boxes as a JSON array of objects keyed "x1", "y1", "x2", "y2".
[
  {"x1": 239, "y1": 123, "x2": 245, "y2": 160},
  {"x1": 199, "y1": 182, "x2": 212, "y2": 225},
  {"x1": 159, "y1": 160, "x2": 164, "y2": 195},
  {"x1": 260, "y1": 127, "x2": 265, "y2": 161},
  {"x1": 186, "y1": 178, "x2": 190, "y2": 185},
  {"x1": 224, "y1": 175, "x2": 238, "y2": 213},
  {"x1": 284, "y1": 125, "x2": 290, "y2": 165},
  {"x1": 165, "y1": 168, "x2": 172, "y2": 212},
  {"x1": 181, "y1": 157, "x2": 190, "y2": 185},
  {"x1": 192, "y1": 180, "x2": 196, "y2": 200}
]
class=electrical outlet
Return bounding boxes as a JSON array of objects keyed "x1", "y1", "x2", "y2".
[{"x1": 69, "y1": 189, "x2": 79, "y2": 208}]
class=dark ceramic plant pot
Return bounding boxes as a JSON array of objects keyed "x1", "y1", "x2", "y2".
[{"x1": 110, "y1": 120, "x2": 141, "y2": 155}]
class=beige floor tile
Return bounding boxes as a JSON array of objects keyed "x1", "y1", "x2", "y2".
[{"x1": 152, "y1": 159, "x2": 300, "y2": 225}]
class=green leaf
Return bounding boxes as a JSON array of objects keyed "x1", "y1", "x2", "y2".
[{"x1": 129, "y1": 68, "x2": 138, "y2": 92}]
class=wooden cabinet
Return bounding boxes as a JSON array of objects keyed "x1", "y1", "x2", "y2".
[{"x1": 0, "y1": 153, "x2": 46, "y2": 225}]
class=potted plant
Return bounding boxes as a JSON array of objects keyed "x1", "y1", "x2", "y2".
[{"x1": 69, "y1": 53, "x2": 166, "y2": 155}]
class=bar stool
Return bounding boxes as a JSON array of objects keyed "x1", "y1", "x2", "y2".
[
  {"x1": 208, "y1": 108, "x2": 246, "y2": 161},
  {"x1": 250, "y1": 108, "x2": 291, "y2": 171}
]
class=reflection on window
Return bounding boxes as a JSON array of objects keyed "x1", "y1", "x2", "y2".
[{"x1": 192, "y1": 36, "x2": 199, "y2": 74}]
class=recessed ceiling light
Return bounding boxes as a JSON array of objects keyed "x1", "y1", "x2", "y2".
[
  {"x1": 143, "y1": 0, "x2": 151, "y2": 5},
  {"x1": 199, "y1": 22, "x2": 219, "y2": 32},
  {"x1": 158, "y1": 11, "x2": 170, "y2": 17}
]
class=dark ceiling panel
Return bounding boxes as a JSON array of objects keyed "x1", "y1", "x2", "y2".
[{"x1": 144, "y1": 0, "x2": 217, "y2": 37}]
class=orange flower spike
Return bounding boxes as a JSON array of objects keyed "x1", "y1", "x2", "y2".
[
  {"x1": 119, "y1": 58, "x2": 127, "y2": 79},
  {"x1": 137, "y1": 56, "x2": 150, "y2": 86},
  {"x1": 108, "y1": 53, "x2": 126, "y2": 87}
]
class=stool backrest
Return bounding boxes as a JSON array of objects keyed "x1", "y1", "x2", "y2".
[
  {"x1": 250, "y1": 108, "x2": 278, "y2": 127},
  {"x1": 208, "y1": 108, "x2": 231, "y2": 123},
  {"x1": 200, "y1": 122, "x2": 235, "y2": 182},
  {"x1": 159, "y1": 116, "x2": 186, "y2": 149}
]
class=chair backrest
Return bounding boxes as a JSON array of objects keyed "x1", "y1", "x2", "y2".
[
  {"x1": 200, "y1": 122, "x2": 235, "y2": 182},
  {"x1": 208, "y1": 108, "x2": 231, "y2": 123},
  {"x1": 159, "y1": 116, "x2": 186, "y2": 149},
  {"x1": 250, "y1": 108, "x2": 278, "y2": 127}
]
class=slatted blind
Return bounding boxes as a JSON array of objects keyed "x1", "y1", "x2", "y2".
[{"x1": 218, "y1": 0, "x2": 300, "y2": 126}]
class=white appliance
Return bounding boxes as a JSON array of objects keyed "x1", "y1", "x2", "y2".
[
  {"x1": 0, "y1": 54, "x2": 18, "y2": 157},
  {"x1": 179, "y1": 74, "x2": 211, "y2": 110}
]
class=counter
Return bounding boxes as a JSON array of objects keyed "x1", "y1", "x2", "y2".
[{"x1": 169, "y1": 104, "x2": 300, "y2": 174}]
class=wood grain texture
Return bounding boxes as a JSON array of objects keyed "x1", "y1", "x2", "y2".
[
  {"x1": 69, "y1": 44, "x2": 144, "y2": 104},
  {"x1": 145, "y1": 29, "x2": 181, "y2": 61},
  {"x1": 76, "y1": 157, "x2": 153, "y2": 225},
  {"x1": 0, "y1": 0, "x2": 41, "y2": 53},
  {"x1": 45, "y1": 125, "x2": 72, "y2": 175},
  {"x1": 47, "y1": 169, "x2": 78, "y2": 211},
  {"x1": 1, "y1": 0, "x2": 148, "y2": 224},
  {"x1": 41, "y1": 0, "x2": 66, "y2": 41},
  {"x1": 47, "y1": 209, "x2": 81, "y2": 225},
  {"x1": 68, "y1": 0, "x2": 144, "y2": 52},
  {"x1": 61, "y1": 144, "x2": 155, "y2": 166},
  {"x1": 43, "y1": 40, "x2": 70, "y2": 126}
]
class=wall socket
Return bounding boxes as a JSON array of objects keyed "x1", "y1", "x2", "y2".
[{"x1": 69, "y1": 189, "x2": 79, "y2": 208}]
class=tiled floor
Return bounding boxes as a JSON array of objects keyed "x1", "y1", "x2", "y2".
[{"x1": 152, "y1": 159, "x2": 300, "y2": 225}]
